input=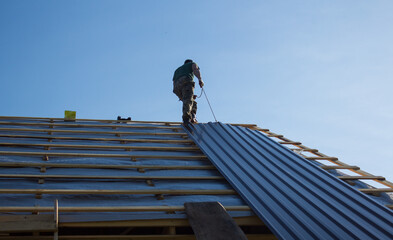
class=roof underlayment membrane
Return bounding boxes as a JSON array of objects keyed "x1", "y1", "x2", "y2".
[{"x1": 0, "y1": 119, "x2": 251, "y2": 223}]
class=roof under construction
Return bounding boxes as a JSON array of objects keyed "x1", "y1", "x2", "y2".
[{"x1": 0, "y1": 116, "x2": 392, "y2": 240}]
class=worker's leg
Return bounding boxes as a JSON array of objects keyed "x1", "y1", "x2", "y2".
[
  {"x1": 173, "y1": 81, "x2": 183, "y2": 100},
  {"x1": 191, "y1": 100, "x2": 197, "y2": 123},
  {"x1": 181, "y1": 82, "x2": 195, "y2": 123}
]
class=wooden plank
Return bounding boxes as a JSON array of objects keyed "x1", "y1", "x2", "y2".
[
  {"x1": 0, "y1": 116, "x2": 256, "y2": 127},
  {"x1": 0, "y1": 214, "x2": 56, "y2": 232},
  {"x1": 0, "y1": 142, "x2": 199, "y2": 152},
  {"x1": 58, "y1": 216, "x2": 264, "y2": 227},
  {"x1": 0, "y1": 121, "x2": 182, "y2": 130},
  {"x1": 267, "y1": 134, "x2": 283, "y2": 138},
  {"x1": 0, "y1": 128, "x2": 187, "y2": 137},
  {"x1": 0, "y1": 151, "x2": 207, "y2": 160},
  {"x1": 0, "y1": 162, "x2": 215, "y2": 170},
  {"x1": 0, "y1": 235, "x2": 276, "y2": 240},
  {"x1": 0, "y1": 134, "x2": 194, "y2": 144},
  {"x1": 0, "y1": 189, "x2": 237, "y2": 195},
  {"x1": 0, "y1": 205, "x2": 251, "y2": 213},
  {"x1": 358, "y1": 188, "x2": 393, "y2": 193},
  {"x1": 278, "y1": 141, "x2": 302, "y2": 145},
  {"x1": 54, "y1": 199, "x2": 59, "y2": 240},
  {"x1": 305, "y1": 157, "x2": 338, "y2": 161},
  {"x1": 337, "y1": 176, "x2": 385, "y2": 180},
  {"x1": 0, "y1": 173, "x2": 224, "y2": 181},
  {"x1": 0, "y1": 116, "x2": 183, "y2": 125},
  {"x1": 184, "y1": 202, "x2": 247, "y2": 240},
  {"x1": 320, "y1": 165, "x2": 360, "y2": 170},
  {"x1": 0, "y1": 236, "x2": 196, "y2": 240},
  {"x1": 291, "y1": 148, "x2": 318, "y2": 152}
]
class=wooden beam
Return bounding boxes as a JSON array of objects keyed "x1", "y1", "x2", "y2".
[
  {"x1": 0, "y1": 121, "x2": 182, "y2": 130},
  {"x1": 0, "y1": 234, "x2": 278, "y2": 240},
  {"x1": 291, "y1": 148, "x2": 318, "y2": 152},
  {"x1": 0, "y1": 151, "x2": 207, "y2": 160},
  {"x1": 0, "y1": 205, "x2": 251, "y2": 213},
  {"x1": 0, "y1": 173, "x2": 224, "y2": 181},
  {"x1": 278, "y1": 141, "x2": 302, "y2": 145},
  {"x1": 320, "y1": 165, "x2": 360, "y2": 170},
  {"x1": 0, "y1": 215, "x2": 56, "y2": 232},
  {"x1": 0, "y1": 142, "x2": 200, "y2": 152},
  {"x1": 0, "y1": 128, "x2": 187, "y2": 137},
  {"x1": 0, "y1": 116, "x2": 258, "y2": 127},
  {"x1": 58, "y1": 216, "x2": 264, "y2": 227},
  {"x1": 0, "y1": 189, "x2": 237, "y2": 195},
  {"x1": 54, "y1": 199, "x2": 59, "y2": 240},
  {"x1": 337, "y1": 176, "x2": 385, "y2": 180},
  {"x1": 0, "y1": 116, "x2": 183, "y2": 125},
  {"x1": 0, "y1": 162, "x2": 215, "y2": 171},
  {"x1": 266, "y1": 134, "x2": 283, "y2": 138},
  {"x1": 0, "y1": 134, "x2": 194, "y2": 144},
  {"x1": 305, "y1": 157, "x2": 338, "y2": 161},
  {"x1": 358, "y1": 188, "x2": 393, "y2": 193}
]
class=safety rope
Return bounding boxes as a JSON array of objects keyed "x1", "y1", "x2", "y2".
[{"x1": 200, "y1": 87, "x2": 218, "y2": 122}]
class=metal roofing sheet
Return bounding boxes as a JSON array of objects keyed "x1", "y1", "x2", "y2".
[{"x1": 186, "y1": 122, "x2": 393, "y2": 240}]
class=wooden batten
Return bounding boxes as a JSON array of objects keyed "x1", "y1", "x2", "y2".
[
  {"x1": 0, "y1": 189, "x2": 237, "y2": 195},
  {"x1": 0, "y1": 151, "x2": 207, "y2": 161},
  {"x1": 0, "y1": 142, "x2": 200, "y2": 152},
  {"x1": 0, "y1": 215, "x2": 56, "y2": 232},
  {"x1": 0, "y1": 127, "x2": 187, "y2": 137},
  {"x1": 0, "y1": 205, "x2": 251, "y2": 213},
  {"x1": 0, "y1": 134, "x2": 194, "y2": 144},
  {"x1": 0, "y1": 162, "x2": 216, "y2": 170}
]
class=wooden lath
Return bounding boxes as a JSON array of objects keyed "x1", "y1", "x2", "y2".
[
  {"x1": 0, "y1": 142, "x2": 200, "y2": 152},
  {"x1": 0, "y1": 234, "x2": 277, "y2": 240},
  {"x1": 250, "y1": 126, "x2": 393, "y2": 194},
  {"x1": 0, "y1": 151, "x2": 208, "y2": 161},
  {"x1": 0, "y1": 189, "x2": 237, "y2": 195},
  {"x1": 0, "y1": 205, "x2": 251, "y2": 213},
  {"x1": 0, "y1": 116, "x2": 257, "y2": 128},
  {"x1": 0, "y1": 127, "x2": 187, "y2": 137},
  {"x1": 0, "y1": 173, "x2": 225, "y2": 181},
  {"x1": 0, "y1": 134, "x2": 194, "y2": 144},
  {"x1": 0, "y1": 162, "x2": 216, "y2": 171},
  {"x1": 0, "y1": 121, "x2": 183, "y2": 130}
]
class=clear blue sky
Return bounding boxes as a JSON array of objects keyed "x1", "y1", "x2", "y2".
[{"x1": 1, "y1": 1, "x2": 392, "y2": 182}]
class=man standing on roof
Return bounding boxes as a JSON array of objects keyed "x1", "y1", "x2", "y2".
[{"x1": 173, "y1": 59, "x2": 204, "y2": 125}]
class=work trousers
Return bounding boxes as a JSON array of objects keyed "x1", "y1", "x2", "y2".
[{"x1": 173, "y1": 76, "x2": 197, "y2": 122}]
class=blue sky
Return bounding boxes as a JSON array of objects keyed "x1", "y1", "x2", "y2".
[{"x1": 1, "y1": 1, "x2": 392, "y2": 182}]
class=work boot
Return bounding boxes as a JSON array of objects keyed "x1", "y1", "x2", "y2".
[
  {"x1": 190, "y1": 113, "x2": 197, "y2": 124},
  {"x1": 182, "y1": 116, "x2": 190, "y2": 124},
  {"x1": 191, "y1": 117, "x2": 198, "y2": 124},
  {"x1": 182, "y1": 116, "x2": 193, "y2": 133}
]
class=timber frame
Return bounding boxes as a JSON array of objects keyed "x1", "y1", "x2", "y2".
[
  {"x1": 0, "y1": 115, "x2": 391, "y2": 239},
  {"x1": 0, "y1": 116, "x2": 274, "y2": 239}
]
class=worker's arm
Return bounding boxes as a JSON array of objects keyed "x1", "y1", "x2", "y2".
[{"x1": 192, "y1": 63, "x2": 204, "y2": 88}]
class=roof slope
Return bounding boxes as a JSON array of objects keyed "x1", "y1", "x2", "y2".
[
  {"x1": 186, "y1": 122, "x2": 393, "y2": 240},
  {"x1": 0, "y1": 118, "x2": 251, "y2": 222}
]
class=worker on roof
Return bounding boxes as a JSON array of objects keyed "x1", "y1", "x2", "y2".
[{"x1": 173, "y1": 59, "x2": 204, "y2": 125}]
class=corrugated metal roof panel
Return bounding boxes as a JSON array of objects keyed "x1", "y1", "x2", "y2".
[{"x1": 186, "y1": 122, "x2": 393, "y2": 240}]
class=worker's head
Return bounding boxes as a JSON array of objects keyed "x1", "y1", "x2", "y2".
[{"x1": 184, "y1": 59, "x2": 193, "y2": 64}]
